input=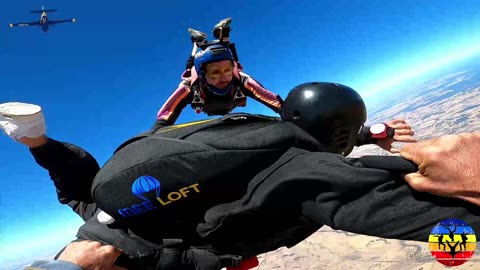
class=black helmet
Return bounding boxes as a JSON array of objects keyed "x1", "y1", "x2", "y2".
[{"x1": 281, "y1": 82, "x2": 367, "y2": 156}]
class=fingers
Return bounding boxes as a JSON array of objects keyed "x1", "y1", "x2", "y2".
[
  {"x1": 388, "y1": 119, "x2": 416, "y2": 143},
  {"x1": 386, "y1": 119, "x2": 407, "y2": 126},
  {"x1": 387, "y1": 119, "x2": 412, "y2": 129},
  {"x1": 96, "y1": 244, "x2": 126, "y2": 270},
  {"x1": 102, "y1": 245, "x2": 123, "y2": 256},
  {"x1": 404, "y1": 172, "x2": 435, "y2": 193},
  {"x1": 458, "y1": 196, "x2": 480, "y2": 207},
  {"x1": 100, "y1": 245, "x2": 124, "y2": 264},
  {"x1": 401, "y1": 136, "x2": 451, "y2": 165},
  {"x1": 390, "y1": 123, "x2": 411, "y2": 130},
  {"x1": 394, "y1": 128, "x2": 415, "y2": 136},
  {"x1": 393, "y1": 134, "x2": 417, "y2": 142},
  {"x1": 389, "y1": 147, "x2": 401, "y2": 154},
  {"x1": 404, "y1": 172, "x2": 452, "y2": 196},
  {"x1": 89, "y1": 240, "x2": 103, "y2": 248},
  {"x1": 400, "y1": 141, "x2": 423, "y2": 164},
  {"x1": 404, "y1": 173, "x2": 480, "y2": 206}
]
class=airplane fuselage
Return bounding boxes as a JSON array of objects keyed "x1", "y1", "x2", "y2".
[{"x1": 40, "y1": 12, "x2": 49, "y2": 32}]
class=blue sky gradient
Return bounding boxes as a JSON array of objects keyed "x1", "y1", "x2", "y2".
[{"x1": 1, "y1": 0, "x2": 480, "y2": 266}]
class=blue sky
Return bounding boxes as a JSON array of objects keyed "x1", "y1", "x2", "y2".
[{"x1": 1, "y1": 0, "x2": 480, "y2": 267}]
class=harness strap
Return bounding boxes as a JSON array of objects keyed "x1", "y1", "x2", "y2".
[
  {"x1": 191, "y1": 84, "x2": 205, "y2": 114},
  {"x1": 115, "y1": 241, "x2": 245, "y2": 270},
  {"x1": 233, "y1": 86, "x2": 246, "y2": 107}
]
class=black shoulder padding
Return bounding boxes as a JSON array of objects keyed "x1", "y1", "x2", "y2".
[{"x1": 92, "y1": 113, "x2": 324, "y2": 242}]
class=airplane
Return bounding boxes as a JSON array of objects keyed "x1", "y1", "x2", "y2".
[{"x1": 8, "y1": 6, "x2": 76, "y2": 33}]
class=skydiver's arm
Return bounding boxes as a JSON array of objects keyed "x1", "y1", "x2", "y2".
[
  {"x1": 240, "y1": 72, "x2": 283, "y2": 114},
  {"x1": 150, "y1": 82, "x2": 193, "y2": 132},
  {"x1": 355, "y1": 125, "x2": 377, "y2": 146},
  {"x1": 300, "y1": 152, "x2": 480, "y2": 241},
  {"x1": 200, "y1": 148, "x2": 480, "y2": 249},
  {"x1": 356, "y1": 119, "x2": 416, "y2": 153}
]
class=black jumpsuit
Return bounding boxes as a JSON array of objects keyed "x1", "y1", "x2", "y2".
[{"x1": 31, "y1": 113, "x2": 480, "y2": 269}]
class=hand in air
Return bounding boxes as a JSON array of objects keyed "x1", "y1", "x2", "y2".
[{"x1": 376, "y1": 119, "x2": 416, "y2": 154}]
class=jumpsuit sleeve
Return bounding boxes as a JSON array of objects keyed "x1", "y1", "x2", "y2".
[
  {"x1": 199, "y1": 148, "x2": 480, "y2": 248},
  {"x1": 151, "y1": 81, "x2": 193, "y2": 132},
  {"x1": 355, "y1": 125, "x2": 377, "y2": 146},
  {"x1": 239, "y1": 72, "x2": 283, "y2": 114},
  {"x1": 355, "y1": 124, "x2": 395, "y2": 146}
]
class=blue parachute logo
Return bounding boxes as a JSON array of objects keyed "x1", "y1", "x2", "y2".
[{"x1": 131, "y1": 176, "x2": 161, "y2": 201}]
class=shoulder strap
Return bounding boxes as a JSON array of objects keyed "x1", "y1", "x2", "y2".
[{"x1": 191, "y1": 82, "x2": 205, "y2": 113}]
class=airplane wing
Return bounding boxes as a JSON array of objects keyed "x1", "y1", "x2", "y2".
[
  {"x1": 49, "y1": 18, "x2": 76, "y2": 25},
  {"x1": 9, "y1": 21, "x2": 41, "y2": 28}
]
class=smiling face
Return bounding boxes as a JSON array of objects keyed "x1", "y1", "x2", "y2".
[{"x1": 204, "y1": 60, "x2": 234, "y2": 89}]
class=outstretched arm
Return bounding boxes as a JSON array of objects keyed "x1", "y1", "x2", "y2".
[
  {"x1": 199, "y1": 148, "x2": 480, "y2": 253},
  {"x1": 240, "y1": 72, "x2": 283, "y2": 114},
  {"x1": 151, "y1": 82, "x2": 192, "y2": 132}
]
